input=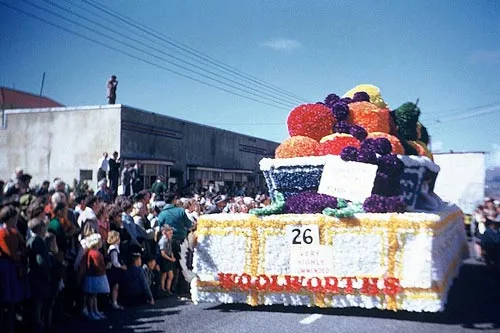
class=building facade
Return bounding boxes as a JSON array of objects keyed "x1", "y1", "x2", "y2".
[{"x1": 0, "y1": 104, "x2": 278, "y2": 194}]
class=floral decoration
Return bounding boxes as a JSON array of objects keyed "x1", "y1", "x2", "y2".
[
  {"x1": 324, "y1": 93, "x2": 340, "y2": 108},
  {"x1": 366, "y1": 132, "x2": 405, "y2": 155},
  {"x1": 348, "y1": 102, "x2": 390, "y2": 134},
  {"x1": 318, "y1": 134, "x2": 361, "y2": 156},
  {"x1": 284, "y1": 191, "x2": 338, "y2": 214},
  {"x1": 249, "y1": 192, "x2": 285, "y2": 216},
  {"x1": 333, "y1": 121, "x2": 351, "y2": 134},
  {"x1": 340, "y1": 146, "x2": 359, "y2": 162},
  {"x1": 377, "y1": 154, "x2": 404, "y2": 177},
  {"x1": 275, "y1": 136, "x2": 321, "y2": 158},
  {"x1": 407, "y1": 140, "x2": 433, "y2": 160},
  {"x1": 363, "y1": 194, "x2": 406, "y2": 213},
  {"x1": 287, "y1": 103, "x2": 335, "y2": 141},
  {"x1": 349, "y1": 125, "x2": 368, "y2": 141},
  {"x1": 343, "y1": 84, "x2": 388, "y2": 109},
  {"x1": 332, "y1": 102, "x2": 349, "y2": 121},
  {"x1": 352, "y1": 91, "x2": 370, "y2": 102},
  {"x1": 373, "y1": 137, "x2": 392, "y2": 155}
]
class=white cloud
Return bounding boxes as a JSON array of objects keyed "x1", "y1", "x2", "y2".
[
  {"x1": 430, "y1": 140, "x2": 444, "y2": 152},
  {"x1": 467, "y1": 50, "x2": 500, "y2": 64},
  {"x1": 260, "y1": 38, "x2": 302, "y2": 51}
]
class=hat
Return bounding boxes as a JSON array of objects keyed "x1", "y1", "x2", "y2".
[{"x1": 213, "y1": 195, "x2": 229, "y2": 205}]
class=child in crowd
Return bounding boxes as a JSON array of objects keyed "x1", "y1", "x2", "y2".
[
  {"x1": 26, "y1": 217, "x2": 51, "y2": 333},
  {"x1": 82, "y1": 233, "x2": 109, "y2": 320},
  {"x1": 106, "y1": 231, "x2": 126, "y2": 310},
  {"x1": 142, "y1": 256, "x2": 160, "y2": 298},
  {"x1": 124, "y1": 253, "x2": 154, "y2": 305},
  {"x1": 158, "y1": 225, "x2": 176, "y2": 295}
]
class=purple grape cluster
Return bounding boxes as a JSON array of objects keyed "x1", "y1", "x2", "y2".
[
  {"x1": 340, "y1": 146, "x2": 359, "y2": 161},
  {"x1": 352, "y1": 91, "x2": 370, "y2": 102},
  {"x1": 284, "y1": 191, "x2": 338, "y2": 214},
  {"x1": 324, "y1": 93, "x2": 340, "y2": 108},
  {"x1": 363, "y1": 194, "x2": 406, "y2": 213},
  {"x1": 333, "y1": 121, "x2": 351, "y2": 134},
  {"x1": 349, "y1": 125, "x2": 368, "y2": 141}
]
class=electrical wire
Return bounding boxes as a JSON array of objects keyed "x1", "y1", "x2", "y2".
[
  {"x1": 80, "y1": 0, "x2": 309, "y2": 104},
  {"x1": 22, "y1": 0, "x2": 297, "y2": 109}
]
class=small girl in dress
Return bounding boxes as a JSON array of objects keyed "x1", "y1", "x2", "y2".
[
  {"x1": 82, "y1": 233, "x2": 109, "y2": 320},
  {"x1": 106, "y1": 231, "x2": 126, "y2": 310}
]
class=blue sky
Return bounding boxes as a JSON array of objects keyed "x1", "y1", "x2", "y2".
[{"x1": 1, "y1": 0, "x2": 499, "y2": 166}]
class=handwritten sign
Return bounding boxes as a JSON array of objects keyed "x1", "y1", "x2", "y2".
[
  {"x1": 286, "y1": 225, "x2": 320, "y2": 245},
  {"x1": 318, "y1": 156, "x2": 377, "y2": 203},
  {"x1": 290, "y1": 245, "x2": 334, "y2": 276}
]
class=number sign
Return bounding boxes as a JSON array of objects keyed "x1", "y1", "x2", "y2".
[{"x1": 286, "y1": 225, "x2": 319, "y2": 246}]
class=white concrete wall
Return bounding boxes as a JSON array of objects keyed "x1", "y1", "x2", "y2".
[{"x1": 0, "y1": 105, "x2": 121, "y2": 186}]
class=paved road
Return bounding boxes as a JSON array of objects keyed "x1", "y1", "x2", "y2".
[{"x1": 55, "y1": 256, "x2": 500, "y2": 333}]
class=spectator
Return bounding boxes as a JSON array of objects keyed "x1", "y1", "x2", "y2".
[
  {"x1": 124, "y1": 253, "x2": 154, "y2": 305},
  {"x1": 97, "y1": 152, "x2": 109, "y2": 183},
  {"x1": 108, "y1": 151, "x2": 121, "y2": 199},
  {"x1": 80, "y1": 233, "x2": 109, "y2": 321},
  {"x1": 27, "y1": 217, "x2": 52, "y2": 333},
  {"x1": 120, "y1": 164, "x2": 132, "y2": 197},
  {"x1": 205, "y1": 195, "x2": 229, "y2": 215},
  {"x1": 158, "y1": 225, "x2": 175, "y2": 295},
  {"x1": 106, "y1": 231, "x2": 126, "y2": 310},
  {"x1": 142, "y1": 256, "x2": 160, "y2": 299},
  {"x1": 151, "y1": 175, "x2": 167, "y2": 202},
  {"x1": 95, "y1": 179, "x2": 113, "y2": 204},
  {"x1": 0, "y1": 205, "x2": 27, "y2": 333},
  {"x1": 157, "y1": 192, "x2": 192, "y2": 295},
  {"x1": 106, "y1": 75, "x2": 118, "y2": 104}
]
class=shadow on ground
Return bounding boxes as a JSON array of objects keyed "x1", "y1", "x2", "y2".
[
  {"x1": 55, "y1": 296, "x2": 190, "y2": 333},
  {"x1": 207, "y1": 259, "x2": 500, "y2": 329}
]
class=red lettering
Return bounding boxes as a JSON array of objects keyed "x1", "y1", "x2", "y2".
[
  {"x1": 324, "y1": 277, "x2": 339, "y2": 293},
  {"x1": 383, "y1": 277, "x2": 400, "y2": 296},
  {"x1": 268, "y1": 275, "x2": 284, "y2": 292},
  {"x1": 361, "y1": 278, "x2": 380, "y2": 296},
  {"x1": 285, "y1": 275, "x2": 304, "y2": 292},
  {"x1": 255, "y1": 275, "x2": 271, "y2": 291},
  {"x1": 306, "y1": 277, "x2": 323, "y2": 293},
  {"x1": 342, "y1": 277, "x2": 355, "y2": 293},
  {"x1": 218, "y1": 273, "x2": 236, "y2": 290},
  {"x1": 238, "y1": 273, "x2": 252, "y2": 291}
]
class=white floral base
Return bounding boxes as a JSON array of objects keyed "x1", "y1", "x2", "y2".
[{"x1": 192, "y1": 204, "x2": 468, "y2": 312}]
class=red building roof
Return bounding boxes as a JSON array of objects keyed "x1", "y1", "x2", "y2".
[{"x1": 0, "y1": 87, "x2": 64, "y2": 109}]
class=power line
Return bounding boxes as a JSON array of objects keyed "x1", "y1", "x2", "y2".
[
  {"x1": 1, "y1": 1, "x2": 289, "y2": 110},
  {"x1": 23, "y1": 0, "x2": 296, "y2": 109},
  {"x1": 80, "y1": 0, "x2": 309, "y2": 104},
  {"x1": 42, "y1": 0, "x2": 298, "y2": 108},
  {"x1": 426, "y1": 101, "x2": 500, "y2": 121}
]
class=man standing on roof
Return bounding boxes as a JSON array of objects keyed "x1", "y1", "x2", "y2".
[{"x1": 107, "y1": 75, "x2": 118, "y2": 104}]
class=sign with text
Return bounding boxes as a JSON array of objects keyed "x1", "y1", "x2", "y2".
[
  {"x1": 290, "y1": 245, "x2": 334, "y2": 276},
  {"x1": 318, "y1": 156, "x2": 377, "y2": 203},
  {"x1": 286, "y1": 225, "x2": 320, "y2": 246}
]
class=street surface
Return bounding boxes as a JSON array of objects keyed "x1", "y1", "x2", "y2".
[{"x1": 56, "y1": 256, "x2": 500, "y2": 333}]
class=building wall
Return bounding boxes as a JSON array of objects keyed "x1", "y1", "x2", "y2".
[
  {"x1": 0, "y1": 105, "x2": 121, "y2": 185},
  {"x1": 1, "y1": 104, "x2": 279, "y2": 190},
  {"x1": 120, "y1": 106, "x2": 278, "y2": 184}
]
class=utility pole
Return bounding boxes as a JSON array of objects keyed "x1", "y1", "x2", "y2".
[{"x1": 39, "y1": 72, "x2": 46, "y2": 97}]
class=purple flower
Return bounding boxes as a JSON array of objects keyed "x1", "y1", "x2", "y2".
[
  {"x1": 324, "y1": 93, "x2": 340, "y2": 108},
  {"x1": 372, "y1": 172, "x2": 390, "y2": 196},
  {"x1": 333, "y1": 121, "x2": 351, "y2": 134},
  {"x1": 340, "y1": 146, "x2": 359, "y2": 161},
  {"x1": 360, "y1": 138, "x2": 376, "y2": 152},
  {"x1": 357, "y1": 148, "x2": 378, "y2": 165},
  {"x1": 373, "y1": 138, "x2": 392, "y2": 155},
  {"x1": 377, "y1": 154, "x2": 404, "y2": 177},
  {"x1": 285, "y1": 191, "x2": 338, "y2": 214},
  {"x1": 385, "y1": 196, "x2": 406, "y2": 213},
  {"x1": 349, "y1": 125, "x2": 368, "y2": 141},
  {"x1": 363, "y1": 194, "x2": 387, "y2": 213},
  {"x1": 352, "y1": 91, "x2": 370, "y2": 102},
  {"x1": 332, "y1": 102, "x2": 349, "y2": 121},
  {"x1": 339, "y1": 97, "x2": 353, "y2": 104}
]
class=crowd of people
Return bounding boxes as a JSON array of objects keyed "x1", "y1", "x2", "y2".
[
  {"x1": 470, "y1": 197, "x2": 500, "y2": 269},
  {"x1": 0, "y1": 166, "x2": 270, "y2": 333}
]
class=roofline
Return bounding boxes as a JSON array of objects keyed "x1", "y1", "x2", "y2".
[
  {"x1": 433, "y1": 151, "x2": 487, "y2": 155},
  {"x1": 3, "y1": 103, "x2": 280, "y2": 145},
  {"x1": 121, "y1": 104, "x2": 280, "y2": 145},
  {"x1": 0, "y1": 86, "x2": 65, "y2": 107},
  {"x1": 4, "y1": 104, "x2": 121, "y2": 114}
]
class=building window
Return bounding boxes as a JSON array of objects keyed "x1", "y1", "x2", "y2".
[{"x1": 80, "y1": 169, "x2": 93, "y2": 181}]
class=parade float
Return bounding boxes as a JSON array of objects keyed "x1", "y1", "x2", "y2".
[{"x1": 191, "y1": 84, "x2": 468, "y2": 312}]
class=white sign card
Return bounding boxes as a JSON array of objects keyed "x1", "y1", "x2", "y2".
[
  {"x1": 286, "y1": 225, "x2": 320, "y2": 246},
  {"x1": 317, "y1": 156, "x2": 378, "y2": 203},
  {"x1": 290, "y1": 245, "x2": 334, "y2": 276}
]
